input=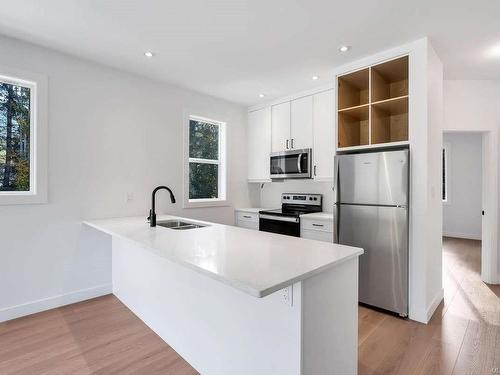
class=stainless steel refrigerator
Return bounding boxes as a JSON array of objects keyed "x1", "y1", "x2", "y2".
[{"x1": 334, "y1": 149, "x2": 409, "y2": 316}]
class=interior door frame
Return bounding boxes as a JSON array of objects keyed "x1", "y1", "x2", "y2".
[
  {"x1": 443, "y1": 130, "x2": 498, "y2": 284},
  {"x1": 480, "y1": 131, "x2": 498, "y2": 283}
]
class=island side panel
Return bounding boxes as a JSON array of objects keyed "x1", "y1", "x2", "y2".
[
  {"x1": 112, "y1": 236, "x2": 302, "y2": 375},
  {"x1": 301, "y1": 257, "x2": 359, "y2": 375}
]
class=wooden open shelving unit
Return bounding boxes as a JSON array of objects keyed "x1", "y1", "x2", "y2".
[
  {"x1": 338, "y1": 68, "x2": 369, "y2": 110},
  {"x1": 338, "y1": 105, "x2": 369, "y2": 148},
  {"x1": 337, "y1": 56, "x2": 409, "y2": 149}
]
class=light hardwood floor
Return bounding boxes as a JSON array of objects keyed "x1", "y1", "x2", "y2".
[
  {"x1": 1, "y1": 237, "x2": 499, "y2": 374},
  {"x1": 0, "y1": 295, "x2": 199, "y2": 375},
  {"x1": 359, "y1": 237, "x2": 500, "y2": 375}
]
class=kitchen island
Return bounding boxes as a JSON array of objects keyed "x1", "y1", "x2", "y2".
[{"x1": 84, "y1": 215, "x2": 363, "y2": 375}]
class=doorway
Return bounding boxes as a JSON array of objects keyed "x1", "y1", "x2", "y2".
[
  {"x1": 442, "y1": 130, "x2": 497, "y2": 284},
  {"x1": 442, "y1": 132, "x2": 482, "y2": 241}
]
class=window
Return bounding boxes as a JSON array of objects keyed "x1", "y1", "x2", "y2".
[
  {"x1": 184, "y1": 115, "x2": 226, "y2": 207},
  {"x1": 0, "y1": 79, "x2": 31, "y2": 192},
  {"x1": 442, "y1": 144, "x2": 448, "y2": 203},
  {"x1": 0, "y1": 68, "x2": 47, "y2": 205}
]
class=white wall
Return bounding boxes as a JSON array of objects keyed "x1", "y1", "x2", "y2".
[
  {"x1": 0, "y1": 34, "x2": 250, "y2": 321},
  {"x1": 423, "y1": 42, "x2": 444, "y2": 322},
  {"x1": 443, "y1": 132, "x2": 482, "y2": 240},
  {"x1": 443, "y1": 80, "x2": 500, "y2": 284}
]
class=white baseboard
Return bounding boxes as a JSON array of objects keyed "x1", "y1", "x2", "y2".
[
  {"x1": 409, "y1": 288, "x2": 444, "y2": 324},
  {"x1": 0, "y1": 283, "x2": 112, "y2": 323},
  {"x1": 426, "y1": 288, "x2": 444, "y2": 322},
  {"x1": 442, "y1": 231, "x2": 481, "y2": 240}
]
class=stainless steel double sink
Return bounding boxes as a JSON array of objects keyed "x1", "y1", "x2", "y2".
[{"x1": 156, "y1": 219, "x2": 207, "y2": 230}]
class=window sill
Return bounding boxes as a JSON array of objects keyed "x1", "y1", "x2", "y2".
[
  {"x1": 183, "y1": 199, "x2": 229, "y2": 209},
  {"x1": 0, "y1": 191, "x2": 47, "y2": 205}
]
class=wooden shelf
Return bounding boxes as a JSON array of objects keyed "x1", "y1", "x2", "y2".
[
  {"x1": 338, "y1": 103, "x2": 369, "y2": 113},
  {"x1": 338, "y1": 106, "x2": 369, "y2": 148},
  {"x1": 371, "y1": 96, "x2": 408, "y2": 144},
  {"x1": 337, "y1": 140, "x2": 409, "y2": 152},
  {"x1": 336, "y1": 55, "x2": 409, "y2": 150},
  {"x1": 371, "y1": 95, "x2": 408, "y2": 107},
  {"x1": 371, "y1": 56, "x2": 409, "y2": 102},
  {"x1": 338, "y1": 68, "x2": 369, "y2": 110}
]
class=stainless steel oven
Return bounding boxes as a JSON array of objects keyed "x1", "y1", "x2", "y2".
[
  {"x1": 270, "y1": 148, "x2": 312, "y2": 179},
  {"x1": 259, "y1": 193, "x2": 322, "y2": 237},
  {"x1": 259, "y1": 214, "x2": 301, "y2": 237}
]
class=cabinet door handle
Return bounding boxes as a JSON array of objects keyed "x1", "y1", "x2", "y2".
[
  {"x1": 286, "y1": 139, "x2": 289, "y2": 149},
  {"x1": 243, "y1": 215, "x2": 252, "y2": 218},
  {"x1": 291, "y1": 138, "x2": 294, "y2": 149},
  {"x1": 312, "y1": 223, "x2": 324, "y2": 227},
  {"x1": 314, "y1": 165, "x2": 317, "y2": 176}
]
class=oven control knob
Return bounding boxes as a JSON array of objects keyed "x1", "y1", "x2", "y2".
[
  {"x1": 309, "y1": 197, "x2": 313, "y2": 200},
  {"x1": 314, "y1": 197, "x2": 317, "y2": 201}
]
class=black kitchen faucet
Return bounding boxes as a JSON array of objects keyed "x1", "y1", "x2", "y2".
[{"x1": 148, "y1": 186, "x2": 176, "y2": 227}]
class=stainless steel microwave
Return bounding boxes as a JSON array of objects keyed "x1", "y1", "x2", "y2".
[{"x1": 270, "y1": 148, "x2": 312, "y2": 179}]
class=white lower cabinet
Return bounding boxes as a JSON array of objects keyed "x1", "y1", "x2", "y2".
[
  {"x1": 300, "y1": 216, "x2": 334, "y2": 242},
  {"x1": 235, "y1": 210, "x2": 259, "y2": 230}
]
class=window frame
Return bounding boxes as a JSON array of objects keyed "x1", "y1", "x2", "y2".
[
  {"x1": 442, "y1": 142, "x2": 450, "y2": 205},
  {"x1": 0, "y1": 66, "x2": 48, "y2": 205},
  {"x1": 183, "y1": 114, "x2": 227, "y2": 208}
]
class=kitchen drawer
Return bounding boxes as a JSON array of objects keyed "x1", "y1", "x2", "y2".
[
  {"x1": 236, "y1": 211, "x2": 259, "y2": 223},
  {"x1": 301, "y1": 219, "x2": 333, "y2": 233},
  {"x1": 237, "y1": 220, "x2": 259, "y2": 231},
  {"x1": 301, "y1": 229, "x2": 333, "y2": 242}
]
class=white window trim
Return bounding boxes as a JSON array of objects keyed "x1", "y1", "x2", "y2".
[
  {"x1": 442, "y1": 142, "x2": 450, "y2": 205},
  {"x1": 0, "y1": 66, "x2": 48, "y2": 205},
  {"x1": 183, "y1": 114, "x2": 228, "y2": 208}
]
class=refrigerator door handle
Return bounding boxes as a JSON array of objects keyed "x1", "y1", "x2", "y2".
[
  {"x1": 333, "y1": 156, "x2": 339, "y2": 194},
  {"x1": 333, "y1": 203, "x2": 339, "y2": 243}
]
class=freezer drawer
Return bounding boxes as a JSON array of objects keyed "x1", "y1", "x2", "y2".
[
  {"x1": 336, "y1": 149, "x2": 408, "y2": 206},
  {"x1": 337, "y1": 203, "x2": 408, "y2": 315}
]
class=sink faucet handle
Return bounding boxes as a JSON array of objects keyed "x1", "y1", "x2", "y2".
[{"x1": 148, "y1": 209, "x2": 156, "y2": 227}]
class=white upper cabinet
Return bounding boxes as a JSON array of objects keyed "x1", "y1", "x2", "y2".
[
  {"x1": 271, "y1": 101, "x2": 291, "y2": 152},
  {"x1": 247, "y1": 107, "x2": 271, "y2": 181},
  {"x1": 313, "y1": 89, "x2": 335, "y2": 180},
  {"x1": 249, "y1": 85, "x2": 334, "y2": 181},
  {"x1": 290, "y1": 96, "x2": 313, "y2": 150}
]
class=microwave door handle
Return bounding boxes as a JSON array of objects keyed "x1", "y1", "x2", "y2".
[{"x1": 297, "y1": 153, "x2": 302, "y2": 173}]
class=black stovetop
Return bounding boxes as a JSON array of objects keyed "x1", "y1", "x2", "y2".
[{"x1": 259, "y1": 205, "x2": 321, "y2": 218}]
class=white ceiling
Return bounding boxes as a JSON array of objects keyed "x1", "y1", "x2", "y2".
[{"x1": 0, "y1": 0, "x2": 498, "y2": 106}]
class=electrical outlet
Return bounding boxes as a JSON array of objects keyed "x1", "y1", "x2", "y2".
[
  {"x1": 282, "y1": 285, "x2": 293, "y2": 306},
  {"x1": 126, "y1": 192, "x2": 134, "y2": 202}
]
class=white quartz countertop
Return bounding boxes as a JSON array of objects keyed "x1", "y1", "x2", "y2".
[
  {"x1": 300, "y1": 212, "x2": 334, "y2": 221},
  {"x1": 84, "y1": 215, "x2": 362, "y2": 298}
]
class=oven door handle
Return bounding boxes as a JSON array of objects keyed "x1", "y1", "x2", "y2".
[
  {"x1": 297, "y1": 153, "x2": 302, "y2": 174},
  {"x1": 259, "y1": 214, "x2": 299, "y2": 223}
]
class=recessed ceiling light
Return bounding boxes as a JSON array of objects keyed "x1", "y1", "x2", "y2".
[
  {"x1": 259, "y1": 93, "x2": 265, "y2": 98},
  {"x1": 312, "y1": 75, "x2": 319, "y2": 80},
  {"x1": 487, "y1": 43, "x2": 500, "y2": 58},
  {"x1": 339, "y1": 45, "x2": 351, "y2": 53},
  {"x1": 144, "y1": 51, "x2": 154, "y2": 58}
]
